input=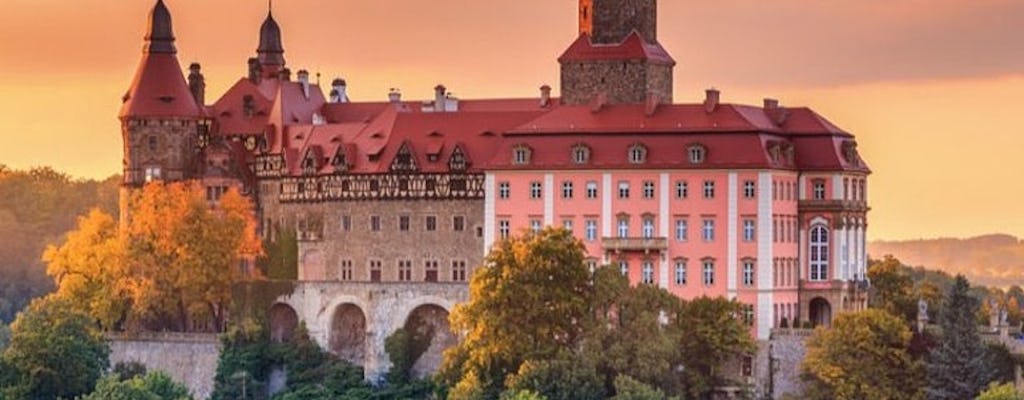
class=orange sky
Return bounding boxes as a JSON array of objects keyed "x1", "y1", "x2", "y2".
[{"x1": 0, "y1": 0, "x2": 1022, "y2": 241}]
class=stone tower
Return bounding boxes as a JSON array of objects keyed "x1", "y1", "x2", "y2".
[
  {"x1": 119, "y1": 0, "x2": 203, "y2": 212},
  {"x1": 560, "y1": 0, "x2": 674, "y2": 105}
]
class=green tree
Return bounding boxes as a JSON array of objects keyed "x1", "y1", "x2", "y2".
[
  {"x1": 869, "y1": 256, "x2": 917, "y2": 323},
  {"x1": 977, "y1": 383, "x2": 1024, "y2": 400},
  {"x1": 80, "y1": 371, "x2": 193, "y2": 400},
  {"x1": 2, "y1": 297, "x2": 110, "y2": 399},
  {"x1": 0, "y1": 321, "x2": 9, "y2": 351},
  {"x1": 801, "y1": 309, "x2": 924, "y2": 400},
  {"x1": 505, "y1": 354, "x2": 605, "y2": 400},
  {"x1": 443, "y1": 228, "x2": 594, "y2": 398},
  {"x1": 260, "y1": 228, "x2": 297, "y2": 281},
  {"x1": 610, "y1": 376, "x2": 672, "y2": 400},
  {"x1": 927, "y1": 275, "x2": 994, "y2": 400},
  {"x1": 674, "y1": 297, "x2": 755, "y2": 398},
  {"x1": 499, "y1": 390, "x2": 548, "y2": 400}
]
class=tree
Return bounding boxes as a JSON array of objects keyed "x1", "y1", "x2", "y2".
[
  {"x1": 260, "y1": 228, "x2": 298, "y2": 280},
  {"x1": 977, "y1": 383, "x2": 1024, "y2": 400},
  {"x1": 869, "y1": 256, "x2": 917, "y2": 323},
  {"x1": 927, "y1": 275, "x2": 994, "y2": 400},
  {"x1": 443, "y1": 228, "x2": 594, "y2": 398},
  {"x1": 42, "y1": 182, "x2": 263, "y2": 332},
  {"x1": 610, "y1": 376, "x2": 672, "y2": 400},
  {"x1": 80, "y1": 372, "x2": 193, "y2": 400},
  {"x1": 505, "y1": 354, "x2": 605, "y2": 400},
  {"x1": 2, "y1": 297, "x2": 110, "y2": 399},
  {"x1": 801, "y1": 309, "x2": 924, "y2": 400},
  {"x1": 674, "y1": 297, "x2": 755, "y2": 399}
]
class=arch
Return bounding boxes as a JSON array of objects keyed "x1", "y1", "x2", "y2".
[
  {"x1": 809, "y1": 223, "x2": 830, "y2": 282},
  {"x1": 809, "y1": 297, "x2": 833, "y2": 328},
  {"x1": 329, "y1": 303, "x2": 367, "y2": 365},
  {"x1": 402, "y1": 303, "x2": 457, "y2": 379},
  {"x1": 268, "y1": 303, "x2": 299, "y2": 343}
]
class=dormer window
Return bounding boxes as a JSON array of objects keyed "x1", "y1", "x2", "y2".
[
  {"x1": 449, "y1": 146, "x2": 468, "y2": 172},
  {"x1": 571, "y1": 144, "x2": 591, "y2": 165},
  {"x1": 628, "y1": 144, "x2": 648, "y2": 164},
  {"x1": 842, "y1": 141, "x2": 861, "y2": 166},
  {"x1": 512, "y1": 145, "x2": 532, "y2": 165},
  {"x1": 688, "y1": 144, "x2": 707, "y2": 164},
  {"x1": 242, "y1": 95, "x2": 255, "y2": 118}
]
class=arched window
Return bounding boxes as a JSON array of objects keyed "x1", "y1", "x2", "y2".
[
  {"x1": 809, "y1": 224, "x2": 830, "y2": 281},
  {"x1": 512, "y1": 145, "x2": 532, "y2": 165},
  {"x1": 688, "y1": 144, "x2": 707, "y2": 164},
  {"x1": 571, "y1": 144, "x2": 591, "y2": 165},
  {"x1": 628, "y1": 144, "x2": 648, "y2": 164}
]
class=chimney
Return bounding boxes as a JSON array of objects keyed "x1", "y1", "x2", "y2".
[
  {"x1": 645, "y1": 93, "x2": 661, "y2": 117},
  {"x1": 434, "y1": 84, "x2": 447, "y2": 112},
  {"x1": 188, "y1": 62, "x2": 206, "y2": 106},
  {"x1": 297, "y1": 70, "x2": 310, "y2": 99},
  {"x1": 247, "y1": 58, "x2": 262, "y2": 84},
  {"x1": 331, "y1": 78, "x2": 349, "y2": 103},
  {"x1": 540, "y1": 85, "x2": 552, "y2": 108},
  {"x1": 388, "y1": 88, "x2": 402, "y2": 104},
  {"x1": 704, "y1": 88, "x2": 720, "y2": 113},
  {"x1": 764, "y1": 98, "x2": 789, "y2": 124},
  {"x1": 763, "y1": 98, "x2": 779, "y2": 111},
  {"x1": 279, "y1": 68, "x2": 292, "y2": 82}
]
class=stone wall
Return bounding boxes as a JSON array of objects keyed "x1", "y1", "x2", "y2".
[
  {"x1": 108, "y1": 332, "x2": 221, "y2": 400},
  {"x1": 591, "y1": 0, "x2": 657, "y2": 44},
  {"x1": 759, "y1": 329, "x2": 813, "y2": 399},
  {"x1": 561, "y1": 60, "x2": 672, "y2": 105}
]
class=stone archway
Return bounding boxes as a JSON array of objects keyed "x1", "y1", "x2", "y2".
[
  {"x1": 404, "y1": 304, "x2": 457, "y2": 379},
  {"x1": 810, "y1": 297, "x2": 833, "y2": 328},
  {"x1": 329, "y1": 304, "x2": 367, "y2": 364},
  {"x1": 268, "y1": 303, "x2": 299, "y2": 342}
]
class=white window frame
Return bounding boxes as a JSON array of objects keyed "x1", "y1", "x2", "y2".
[
  {"x1": 585, "y1": 219, "x2": 598, "y2": 241},
  {"x1": 743, "y1": 261, "x2": 755, "y2": 287},
  {"x1": 642, "y1": 180, "x2": 656, "y2": 199},
  {"x1": 703, "y1": 260, "x2": 715, "y2": 286},
  {"x1": 562, "y1": 181, "x2": 574, "y2": 199},
  {"x1": 617, "y1": 217, "x2": 630, "y2": 238},
  {"x1": 642, "y1": 217, "x2": 655, "y2": 239},
  {"x1": 498, "y1": 219, "x2": 510, "y2": 239},
  {"x1": 530, "y1": 181, "x2": 542, "y2": 199},
  {"x1": 743, "y1": 219, "x2": 756, "y2": 242},
  {"x1": 702, "y1": 219, "x2": 715, "y2": 241},
  {"x1": 586, "y1": 181, "x2": 599, "y2": 199},
  {"x1": 618, "y1": 181, "x2": 630, "y2": 199},
  {"x1": 675, "y1": 219, "x2": 688, "y2": 241},
  {"x1": 703, "y1": 180, "x2": 715, "y2": 199},
  {"x1": 676, "y1": 181, "x2": 689, "y2": 199},
  {"x1": 674, "y1": 260, "x2": 687, "y2": 285},
  {"x1": 641, "y1": 261, "x2": 655, "y2": 285},
  {"x1": 498, "y1": 182, "x2": 510, "y2": 199},
  {"x1": 744, "y1": 181, "x2": 756, "y2": 198}
]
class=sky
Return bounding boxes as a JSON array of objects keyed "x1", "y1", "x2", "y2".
[{"x1": 0, "y1": 0, "x2": 1022, "y2": 241}]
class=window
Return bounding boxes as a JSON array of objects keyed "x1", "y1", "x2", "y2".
[
  {"x1": 674, "y1": 260, "x2": 687, "y2": 285},
  {"x1": 586, "y1": 259, "x2": 598, "y2": 272},
  {"x1": 498, "y1": 219, "x2": 510, "y2": 239},
  {"x1": 341, "y1": 215, "x2": 352, "y2": 232},
  {"x1": 148, "y1": 135, "x2": 158, "y2": 152},
  {"x1": 562, "y1": 219, "x2": 574, "y2": 233},
  {"x1": 688, "y1": 145, "x2": 707, "y2": 164},
  {"x1": 702, "y1": 219, "x2": 715, "y2": 241},
  {"x1": 810, "y1": 224, "x2": 830, "y2": 281},
  {"x1": 562, "y1": 181, "x2": 574, "y2": 199},
  {"x1": 530, "y1": 219, "x2": 542, "y2": 233},
  {"x1": 513, "y1": 146, "x2": 531, "y2": 165},
  {"x1": 676, "y1": 181, "x2": 689, "y2": 199},
  {"x1": 641, "y1": 261, "x2": 655, "y2": 285},
  {"x1": 628, "y1": 144, "x2": 647, "y2": 164},
  {"x1": 617, "y1": 217, "x2": 630, "y2": 238},
  {"x1": 813, "y1": 181, "x2": 826, "y2": 200},
  {"x1": 424, "y1": 260, "x2": 439, "y2": 282},
  {"x1": 642, "y1": 217, "x2": 655, "y2": 239},
  {"x1": 530, "y1": 181, "x2": 543, "y2": 199},
  {"x1": 743, "y1": 219, "x2": 756, "y2": 242},
  {"x1": 370, "y1": 215, "x2": 381, "y2": 232},
  {"x1": 340, "y1": 260, "x2": 353, "y2": 281},
  {"x1": 370, "y1": 260, "x2": 382, "y2": 282},
  {"x1": 642, "y1": 181, "x2": 655, "y2": 199},
  {"x1": 572, "y1": 145, "x2": 590, "y2": 164},
  {"x1": 144, "y1": 167, "x2": 162, "y2": 182},
  {"x1": 703, "y1": 260, "x2": 715, "y2": 286},
  {"x1": 425, "y1": 216, "x2": 437, "y2": 231},
  {"x1": 619, "y1": 260, "x2": 629, "y2": 277},
  {"x1": 675, "y1": 219, "x2": 688, "y2": 241},
  {"x1": 451, "y1": 260, "x2": 467, "y2": 282},
  {"x1": 618, "y1": 181, "x2": 630, "y2": 199},
  {"x1": 453, "y1": 216, "x2": 465, "y2": 232},
  {"x1": 586, "y1": 181, "x2": 598, "y2": 199},
  {"x1": 498, "y1": 182, "x2": 510, "y2": 199},
  {"x1": 743, "y1": 261, "x2": 755, "y2": 286},
  {"x1": 398, "y1": 260, "x2": 413, "y2": 282},
  {"x1": 744, "y1": 181, "x2": 756, "y2": 198},
  {"x1": 399, "y1": 215, "x2": 411, "y2": 232},
  {"x1": 743, "y1": 304, "x2": 755, "y2": 327},
  {"x1": 585, "y1": 219, "x2": 598, "y2": 241},
  {"x1": 703, "y1": 180, "x2": 715, "y2": 199}
]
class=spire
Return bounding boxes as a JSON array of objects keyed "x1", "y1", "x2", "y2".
[
  {"x1": 257, "y1": 3, "x2": 286, "y2": 68},
  {"x1": 144, "y1": 0, "x2": 176, "y2": 54}
]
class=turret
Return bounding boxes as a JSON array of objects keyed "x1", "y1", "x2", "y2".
[
  {"x1": 257, "y1": 11, "x2": 286, "y2": 77},
  {"x1": 188, "y1": 62, "x2": 205, "y2": 106}
]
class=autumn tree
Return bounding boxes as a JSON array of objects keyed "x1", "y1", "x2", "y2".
[
  {"x1": 674, "y1": 297, "x2": 755, "y2": 399},
  {"x1": 978, "y1": 383, "x2": 1024, "y2": 400},
  {"x1": 801, "y1": 308, "x2": 924, "y2": 400},
  {"x1": 927, "y1": 275, "x2": 994, "y2": 400},
  {"x1": 1, "y1": 297, "x2": 110, "y2": 399},
  {"x1": 869, "y1": 256, "x2": 918, "y2": 323},
  {"x1": 443, "y1": 227, "x2": 594, "y2": 398},
  {"x1": 43, "y1": 182, "x2": 262, "y2": 332}
]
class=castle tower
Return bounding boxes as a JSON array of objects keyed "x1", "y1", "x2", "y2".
[
  {"x1": 257, "y1": 10, "x2": 286, "y2": 78},
  {"x1": 560, "y1": 0, "x2": 674, "y2": 105},
  {"x1": 119, "y1": 0, "x2": 202, "y2": 191}
]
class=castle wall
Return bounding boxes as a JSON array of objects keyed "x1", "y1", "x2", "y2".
[{"x1": 108, "y1": 333, "x2": 221, "y2": 400}]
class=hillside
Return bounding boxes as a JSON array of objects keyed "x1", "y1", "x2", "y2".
[{"x1": 869, "y1": 234, "x2": 1024, "y2": 288}]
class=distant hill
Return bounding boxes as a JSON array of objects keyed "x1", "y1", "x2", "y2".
[{"x1": 869, "y1": 234, "x2": 1024, "y2": 288}]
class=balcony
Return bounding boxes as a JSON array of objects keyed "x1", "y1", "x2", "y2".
[
  {"x1": 798, "y1": 199, "x2": 869, "y2": 212},
  {"x1": 601, "y1": 237, "x2": 668, "y2": 253}
]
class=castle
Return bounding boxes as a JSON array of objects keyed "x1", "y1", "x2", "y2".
[{"x1": 119, "y1": 0, "x2": 870, "y2": 386}]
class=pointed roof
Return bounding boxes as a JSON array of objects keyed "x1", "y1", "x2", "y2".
[
  {"x1": 144, "y1": 0, "x2": 176, "y2": 54},
  {"x1": 258, "y1": 11, "x2": 285, "y2": 67},
  {"x1": 559, "y1": 32, "x2": 675, "y2": 66},
  {"x1": 120, "y1": 0, "x2": 199, "y2": 119}
]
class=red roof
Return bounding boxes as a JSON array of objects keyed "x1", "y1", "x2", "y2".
[
  {"x1": 559, "y1": 33, "x2": 675, "y2": 66},
  {"x1": 120, "y1": 53, "x2": 201, "y2": 118}
]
